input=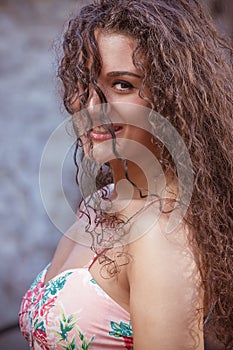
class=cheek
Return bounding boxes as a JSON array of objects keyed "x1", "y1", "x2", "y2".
[
  {"x1": 112, "y1": 103, "x2": 151, "y2": 130},
  {"x1": 125, "y1": 127, "x2": 162, "y2": 160},
  {"x1": 127, "y1": 127, "x2": 151, "y2": 147},
  {"x1": 70, "y1": 94, "x2": 81, "y2": 113},
  {"x1": 72, "y1": 109, "x2": 93, "y2": 141}
]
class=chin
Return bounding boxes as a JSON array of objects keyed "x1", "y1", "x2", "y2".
[{"x1": 83, "y1": 139, "x2": 116, "y2": 164}]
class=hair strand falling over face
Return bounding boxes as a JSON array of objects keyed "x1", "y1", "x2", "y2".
[{"x1": 58, "y1": 1, "x2": 233, "y2": 347}]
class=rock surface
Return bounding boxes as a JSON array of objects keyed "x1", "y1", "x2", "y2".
[{"x1": 0, "y1": 1, "x2": 84, "y2": 348}]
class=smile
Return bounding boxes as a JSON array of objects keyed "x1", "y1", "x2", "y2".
[{"x1": 90, "y1": 125, "x2": 123, "y2": 141}]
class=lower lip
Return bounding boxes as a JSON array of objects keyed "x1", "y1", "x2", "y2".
[{"x1": 90, "y1": 127, "x2": 123, "y2": 141}]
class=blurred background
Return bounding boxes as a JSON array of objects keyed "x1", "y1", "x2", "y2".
[{"x1": 0, "y1": 0, "x2": 232, "y2": 349}]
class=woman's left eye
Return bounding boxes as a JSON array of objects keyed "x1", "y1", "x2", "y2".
[{"x1": 112, "y1": 80, "x2": 134, "y2": 92}]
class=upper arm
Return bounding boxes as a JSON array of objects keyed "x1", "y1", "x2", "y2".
[{"x1": 127, "y1": 218, "x2": 204, "y2": 350}]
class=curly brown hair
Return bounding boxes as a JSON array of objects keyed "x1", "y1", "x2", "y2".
[{"x1": 58, "y1": 0, "x2": 233, "y2": 347}]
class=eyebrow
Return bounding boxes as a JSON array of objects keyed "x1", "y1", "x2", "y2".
[{"x1": 107, "y1": 71, "x2": 142, "y2": 79}]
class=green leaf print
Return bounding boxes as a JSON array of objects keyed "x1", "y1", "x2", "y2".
[
  {"x1": 90, "y1": 278, "x2": 97, "y2": 284},
  {"x1": 70, "y1": 337, "x2": 76, "y2": 350},
  {"x1": 44, "y1": 272, "x2": 73, "y2": 301},
  {"x1": 34, "y1": 319, "x2": 46, "y2": 332},
  {"x1": 109, "y1": 321, "x2": 133, "y2": 337},
  {"x1": 78, "y1": 331, "x2": 94, "y2": 350},
  {"x1": 109, "y1": 322, "x2": 122, "y2": 337},
  {"x1": 56, "y1": 308, "x2": 95, "y2": 349},
  {"x1": 57, "y1": 312, "x2": 76, "y2": 341},
  {"x1": 61, "y1": 336, "x2": 76, "y2": 350},
  {"x1": 30, "y1": 267, "x2": 47, "y2": 290},
  {"x1": 67, "y1": 315, "x2": 74, "y2": 323},
  {"x1": 59, "y1": 330, "x2": 94, "y2": 350}
]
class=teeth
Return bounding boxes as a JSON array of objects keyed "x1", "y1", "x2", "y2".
[
  {"x1": 92, "y1": 126, "x2": 107, "y2": 132},
  {"x1": 92, "y1": 125, "x2": 121, "y2": 133}
]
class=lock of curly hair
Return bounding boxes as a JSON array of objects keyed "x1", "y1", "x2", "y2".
[{"x1": 58, "y1": 1, "x2": 233, "y2": 347}]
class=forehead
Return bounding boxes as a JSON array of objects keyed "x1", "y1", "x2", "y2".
[{"x1": 93, "y1": 30, "x2": 138, "y2": 72}]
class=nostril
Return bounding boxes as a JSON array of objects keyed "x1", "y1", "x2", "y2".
[{"x1": 88, "y1": 83, "x2": 107, "y2": 105}]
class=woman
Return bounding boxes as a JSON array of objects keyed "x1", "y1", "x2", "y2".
[{"x1": 19, "y1": 0, "x2": 233, "y2": 349}]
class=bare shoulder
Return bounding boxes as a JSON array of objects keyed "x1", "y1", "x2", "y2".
[
  {"x1": 50, "y1": 234, "x2": 76, "y2": 265},
  {"x1": 128, "y1": 211, "x2": 193, "y2": 261},
  {"x1": 126, "y1": 214, "x2": 204, "y2": 350},
  {"x1": 127, "y1": 214, "x2": 198, "y2": 292}
]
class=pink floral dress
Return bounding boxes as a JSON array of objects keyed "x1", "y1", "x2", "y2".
[{"x1": 19, "y1": 261, "x2": 133, "y2": 349}]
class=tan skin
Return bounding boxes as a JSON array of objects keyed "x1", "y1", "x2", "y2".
[{"x1": 45, "y1": 31, "x2": 204, "y2": 349}]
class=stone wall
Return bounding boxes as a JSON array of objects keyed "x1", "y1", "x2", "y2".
[
  {"x1": 0, "y1": 1, "x2": 232, "y2": 349},
  {"x1": 0, "y1": 1, "x2": 85, "y2": 348}
]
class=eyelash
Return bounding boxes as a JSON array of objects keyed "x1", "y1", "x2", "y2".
[{"x1": 112, "y1": 80, "x2": 134, "y2": 92}]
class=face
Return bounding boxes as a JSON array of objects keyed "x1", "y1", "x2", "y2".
[{"x1": 76, "y1": 30, "x2": 156, "y2": 164}]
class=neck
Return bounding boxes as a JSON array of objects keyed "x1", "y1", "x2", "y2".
[{"x1": 108, "y1": 158, "x2": 177, "y2": 201}]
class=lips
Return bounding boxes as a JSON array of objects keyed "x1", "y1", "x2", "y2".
[{"x1": 90, "y1": 124, "x2": 123, "y2": 141}]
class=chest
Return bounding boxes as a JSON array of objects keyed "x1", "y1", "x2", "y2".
[
  {"x1": 46, "y1": 241, "x2": 130, "y2": 313},
  {"x1": 19, "y1": 264, "x2": 133, "y2": 349},
  {"x1": 89, "y1": 250, "x2": 130, "y2": 313}
]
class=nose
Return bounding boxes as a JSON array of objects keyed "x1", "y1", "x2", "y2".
[
  {"x1": 86, "y1": 85, "x2": 109, "y2": 125},
  {"x1": 87, "y1": 85, "x2": 102, "y2": 109}
]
